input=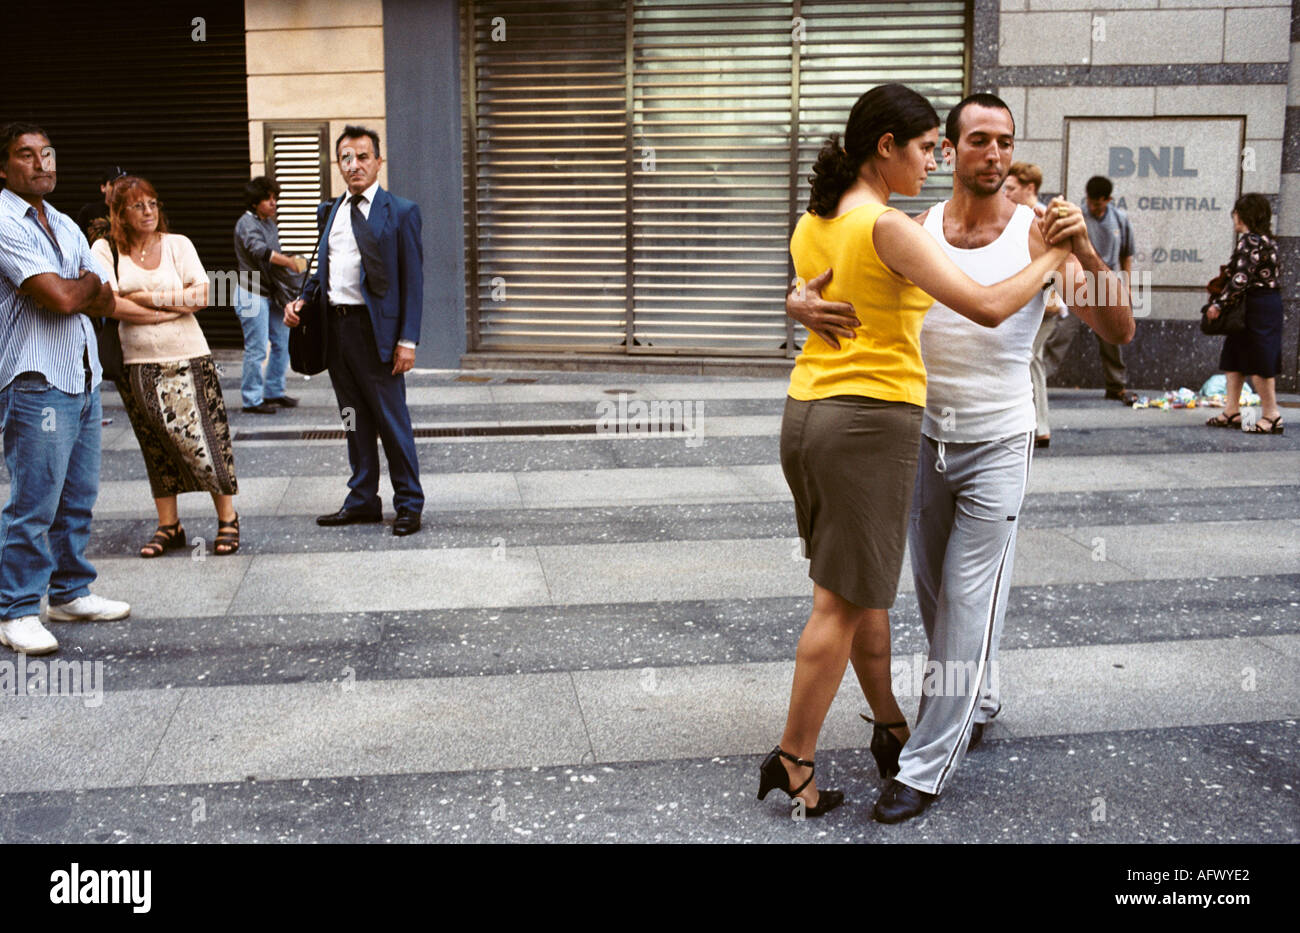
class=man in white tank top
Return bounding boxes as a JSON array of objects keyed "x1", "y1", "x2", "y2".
[{"x1": 786, "y1": 94, "x2": 1134, "y2": 823}]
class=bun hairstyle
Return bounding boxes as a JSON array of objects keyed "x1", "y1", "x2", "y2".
[{"x1": 807, "y1": 83, "x2": 940, "y2": 217}]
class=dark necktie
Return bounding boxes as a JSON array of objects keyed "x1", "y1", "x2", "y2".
[{"x1": 349, "y1": 193, "x2": 388, "y2": 297}]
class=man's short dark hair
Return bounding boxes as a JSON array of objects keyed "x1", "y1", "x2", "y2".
[
  {"x1": 99, "y1": 165, "x2": 127, "y2": 186},
  {"x1": 244, "y1": 175, "x2": 281, "y2": 211},
  {"x1": 335, "y1": 124, "x2": 381, "y2": 159},
  {"x1": 0, "y1": 122, "x2": 49, "y2": 187},
  {"x1": 944, "y1": 93, "x2": 1014, "y2": 145},
  {"x1": 1086, "y1": 176, "x2": 1113, "y2": 200}
]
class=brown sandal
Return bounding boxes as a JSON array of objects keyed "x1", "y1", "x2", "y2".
[
  {"x1": 215, "y1": 514, "x2": 240, "y2": 555},
  {"x1": 1205, "y1": 411, "x2": 1241, "y2": 428},
  {"x1": 140, "y1": 522, "x2": 186, "y2": 558}
]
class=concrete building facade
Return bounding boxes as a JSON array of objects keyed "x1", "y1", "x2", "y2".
[{"x1": 241, "y1": 0, "x2": 1298, "y2": 391}]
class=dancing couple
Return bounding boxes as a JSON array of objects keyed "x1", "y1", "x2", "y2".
[{"x1": 757, "y1": 85, "x2": 1134, "y2": 823}]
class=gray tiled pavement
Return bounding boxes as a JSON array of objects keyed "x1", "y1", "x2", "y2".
[{"x1": 0, "y1": 366, "x2": 1296, "y2": 842}]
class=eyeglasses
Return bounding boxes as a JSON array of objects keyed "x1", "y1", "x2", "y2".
[{"x1": 126, "y1": 200, "x2": 159, "y2": 213}]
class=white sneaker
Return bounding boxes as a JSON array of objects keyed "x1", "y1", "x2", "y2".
[
  {"x1": 45, "y1": 594, "x2": 131, "y2": 622},
  {"x1": 0, "y1": 616, "x2": 59, "y2": 654}
]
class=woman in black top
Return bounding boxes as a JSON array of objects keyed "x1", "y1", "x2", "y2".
[{"x1": 1205, "y1": 193, "x2": 1284, "y2": 434}]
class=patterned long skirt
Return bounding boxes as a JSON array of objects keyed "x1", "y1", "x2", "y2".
[{"x1": 116, "y1": 355, "x2": 239, "y2": 498}]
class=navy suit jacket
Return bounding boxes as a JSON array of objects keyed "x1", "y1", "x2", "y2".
[{"x1": 303, "y1": 186, "x2": 423, "y2": 363}]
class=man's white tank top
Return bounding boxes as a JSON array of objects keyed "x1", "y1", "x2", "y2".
[{"x1": 919, "y1": 200, "x2": 1046, "y2": 443}]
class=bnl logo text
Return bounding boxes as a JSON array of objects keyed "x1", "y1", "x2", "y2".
[{"x1": 1108, "y1": 147, "x2": 1198, "y2": 178}]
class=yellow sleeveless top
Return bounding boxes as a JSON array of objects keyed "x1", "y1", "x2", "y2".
[{"x1": 787, "y1": 203, "x2": 931, "y2": 406}]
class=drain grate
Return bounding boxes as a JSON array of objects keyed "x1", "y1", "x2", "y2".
[{"x1": 240, "y1": 420, "x2": 690, "y2": 442}]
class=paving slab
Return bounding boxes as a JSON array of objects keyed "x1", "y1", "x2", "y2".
[
  {"x1": 141, "y1": 673, "x2": 591, "y2": 786},
  {"x1": 226, "y1": 547, "x2": 552, "y2": 615},
  {"x1": 0, "y1": 688, "x2": 183, "y2": 793}
]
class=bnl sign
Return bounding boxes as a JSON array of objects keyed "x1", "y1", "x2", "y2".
[{"x1": 1108, "y1": 146, "x2": 1198, "y2": 178}]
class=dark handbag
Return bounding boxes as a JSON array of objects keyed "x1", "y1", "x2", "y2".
[
  {"x1": 1206, "y1": 264, "x2": 1229, "y2": 296},
  {"x1": 96, "y1": 240, "x2": 124, "y2": 381},
  {"x1": 287, "y1": 198, "x2": 338, "y2": 376},
  {"x1": 1199, "y1": 296, "x2": 1246, "y2": 336}
]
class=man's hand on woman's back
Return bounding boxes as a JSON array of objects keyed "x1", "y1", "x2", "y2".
[{"x1": 785, "y1": 267, "x2": 859, "y2": 350}]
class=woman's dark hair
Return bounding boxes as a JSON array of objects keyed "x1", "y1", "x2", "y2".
[
  {"x1": 244, "y1": 176, "x2": 280, "y2": 211},
  {"x1": 1233, "y1": 193, "x2": 1272, "y2": 236},
  {"x1": 108, "y1": 175, "x2": 169, "y2": 254},
  {"x1": 807, "y1": 83, "x2": 939, "y2": 217}
]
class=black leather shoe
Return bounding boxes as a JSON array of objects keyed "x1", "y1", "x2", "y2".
[
  {"x1": 873, "y1": 779, "x2": 936, "y2": 824},
  {"x1": 392, "y1": 510, "x2": 422, "y2": 536},
  {"x1": 316, "y1": 506, "x2": 383, "y2": 527},
  {"x1": 243, "y1": 402, "x2": 278, "y2": 414},
  {"x1": 967, "y1": 721, "x2": 986, "y2": 752},
  {"x1": 265, "y1": 395, "x2": 299, "y2": 408},
  {"x1": 1034, "y1": 434, "x2": 1050, "y2": 449}
]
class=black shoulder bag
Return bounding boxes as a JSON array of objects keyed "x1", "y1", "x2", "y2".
[
  {"x1": 96, "y1": 240, "x2": 125, "y2": 381},
  {"x1": 288, "y1": 197, "x2": 339, "y2": 376}
]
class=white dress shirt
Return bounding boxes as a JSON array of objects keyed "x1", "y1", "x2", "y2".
[{"x1": 326, "y1": 180, "x2": 415, "y2": 348}]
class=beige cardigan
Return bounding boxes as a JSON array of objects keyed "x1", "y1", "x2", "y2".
[{"x1": 92, "y1": 233, "x2": 211, "y2": 365}]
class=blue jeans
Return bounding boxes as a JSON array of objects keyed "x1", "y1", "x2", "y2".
[
  {"x1": 0, "y1": 373, "x2": 101, "y2": 620},
  {"x1": 235, "y1": 287, "x2": 289, "y2": 407}
]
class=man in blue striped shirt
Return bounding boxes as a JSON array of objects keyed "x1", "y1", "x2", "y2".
[{"x1": 0, "y1": 122, "x2": 131, "y2": 655}]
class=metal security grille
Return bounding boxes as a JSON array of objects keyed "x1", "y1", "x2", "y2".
[
  {"x1": 0, "y1": 0, "x2": 251, "y2": 349},
  {"x1": 462, "y1": 0, "x2": 969, "y2": 357},
  {"x1": 265, "y1": 123, "x2": 331, "y2": 263}
]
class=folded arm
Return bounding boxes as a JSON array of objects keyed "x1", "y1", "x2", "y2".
[{"x1": 20, "y1": 270, "x2": 115, "y2": 317}]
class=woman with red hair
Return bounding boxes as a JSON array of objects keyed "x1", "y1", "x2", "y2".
[{"x1": 90, "y1": 176, "x2": 241, "y2": 556}]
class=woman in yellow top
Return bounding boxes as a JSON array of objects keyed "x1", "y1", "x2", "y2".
[{"x1": 757, "y1": 84, "x2": 1073, "y2": 816}]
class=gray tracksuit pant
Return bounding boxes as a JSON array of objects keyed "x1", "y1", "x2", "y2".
[{"x1": 895, "y1": 430, "x2": 1034, "y2": 796}]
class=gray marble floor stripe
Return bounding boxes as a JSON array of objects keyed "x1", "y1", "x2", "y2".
[
  {"x1": 47, "y1": 451, "x2": 1300, "y2": 518},
  {"x1": 78, "y1": 484, "x2": 1300, "y2": 559},
  {"x1": 79, "y1": 427, "x2": 1298, "y2": 485},
  {"x1": 60, "y1": 518, "x2": 1299, "y2": 620},
  {"x1": 1, "y1": 633, "x2": 1295, "y2": 794},
  {"x1": 22, "y1": 576, "x2": 1300, "y2": 692},
  {"x1": 1, "y1": 718, "x2": 1293, "y2": 843}
]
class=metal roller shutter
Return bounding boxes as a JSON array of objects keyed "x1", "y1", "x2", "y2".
[
  {"x1": 462, "y1": 0, "x2": 969, "y2": 357},
  {"x1": 0, "y1": 0, "x2": 250, "y2": 349}
]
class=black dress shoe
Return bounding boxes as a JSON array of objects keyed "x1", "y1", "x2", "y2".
[
  {"x1": 265, "y1": 395, "x2": 299, "y2": 408},
  {"x1": 316, "y1": 506, "x2": 383, "y2": 527},
  {"x1": 392, "y1": 510, "x2": 422, "y2": 536},
  {"x1": 967, "y1": 721, "x2": 986, "y2": 752},
  {"x1": 243, "y1": 402, "x2": 278, "y2": 414},
  {"x1": 873, "y1": 779, "x2": 936, "y2": 824},
  {"x1": 1034, "y1": 434, "x2": 1050, "y2": 449}
]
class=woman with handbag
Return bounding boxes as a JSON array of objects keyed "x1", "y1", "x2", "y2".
[
  {"x1": 90, "y1": 176, "x2": 242, "y2": 556},
  {"x1": 1204, "y1": 193, "x2": 1284, "y2": 434}
]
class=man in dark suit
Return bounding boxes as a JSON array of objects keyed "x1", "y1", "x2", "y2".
[{"x1": 284, "y1": 125, "x2": 424, "y2": 536}]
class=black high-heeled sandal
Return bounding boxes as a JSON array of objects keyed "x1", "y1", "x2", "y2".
[
  {"x1": 861, "y1": 714, "x2": 908, "y2": 779},
  {"x1": 757, "y1": 746, "x2": 845, "y2": 817}
]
